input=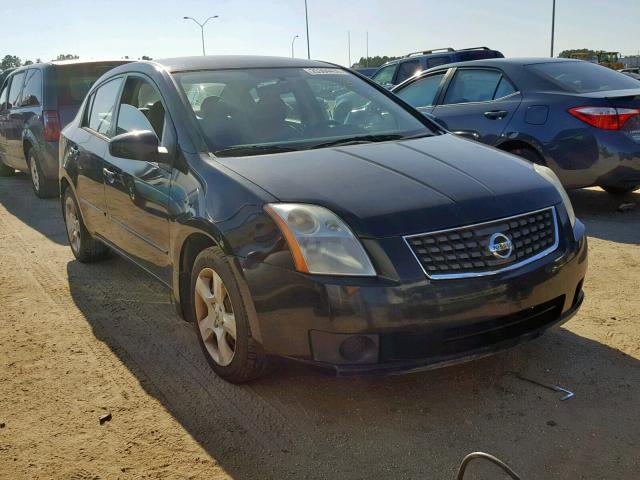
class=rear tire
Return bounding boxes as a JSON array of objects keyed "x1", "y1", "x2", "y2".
[
  {"x1": 602, "y1": 185, "x2": 639, "y2": 195},
  {"x1": 28, "y1": 148, "x2": 58, "y2": 198},
  {"x1": 62, "y1": 187, "x2": 110, "y2": 262},
  {"x1": 0, "y1": 159, "x2": 15, "y2": 177},
  {"x1": 190, "y1": 246, "x2": 271, "y2": 383}
]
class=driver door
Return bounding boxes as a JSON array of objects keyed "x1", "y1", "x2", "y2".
[{"x1": 103, "y1": 74, "x2": 175, "y2": 285}]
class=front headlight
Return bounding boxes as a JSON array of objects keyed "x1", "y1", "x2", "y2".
[
  {"x1": 265, "y1": 203, "x2": 376, "y2": 276},
  {"x1": 533, "y1": 163, "x2": 576, "y2": 228}
]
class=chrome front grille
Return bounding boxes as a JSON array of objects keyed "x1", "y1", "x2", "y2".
[{"x1": 404, "y1": 207, "x2": 559, "y2": 279}]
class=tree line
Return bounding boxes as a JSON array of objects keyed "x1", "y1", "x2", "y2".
[
  {"x1": 354, "y1": 55, "x2": 402, "y2": 68},
  {"x1": 1, "y1": 54, "x2": 153, "y2": 71}
]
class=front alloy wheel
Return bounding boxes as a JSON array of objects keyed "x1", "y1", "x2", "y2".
[
  {"x1": 190, "y1": 246, "x2": 271, "y2": 383},
  {"x1": 194, "y1": 268, "x2": 237, "y2": 366}
]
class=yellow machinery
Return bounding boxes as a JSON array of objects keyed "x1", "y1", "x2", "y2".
[{"x1": 595, "y1": 51, "x2": 624, "y2": 70}]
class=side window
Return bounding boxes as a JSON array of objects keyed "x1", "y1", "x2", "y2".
[
  {"x1": 372, "y1": 64, "x2": 398, "y2": 86},
  {"x1": 87, "y1": 77, "x2": 124, "y2": 137},
  {"x1": 395, "y1": 60, "x2": 422, "y2": 84},
  {"x1": 493, "y1": 76, "x2": 517, "y2": 99},
  {"x1": 19, "y1": 70, "x2": 43, "y2": 107},
  {"x1": 7, "y1": 72, "x2": 25, "y2": 109},
  {"x1": 0, "y1": 83, "x2": 8, "y2": 110},
  {"x1": 82, "y1": 93, "x2": 95, "y2": 127},
  {"x1": 116, "y1": 76, "x2": 166, "y2": 140},
  {"x1": 426, "y1": 56, "x2": 450, "y2": 69},
  {"x1": 396, "y1": 73, "x2": 446, "y2": 108},
  {"x1": 443, "y1": 69, "x2": 502, "y2": 105}
]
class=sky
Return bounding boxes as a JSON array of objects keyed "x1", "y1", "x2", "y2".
[{"x1": 1, "y1": 0, "x2": 639, "y2": 65}]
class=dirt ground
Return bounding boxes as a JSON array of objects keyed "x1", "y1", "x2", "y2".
[{"x1": 0, "y1": 173, "x2": 638, "y2": 480}]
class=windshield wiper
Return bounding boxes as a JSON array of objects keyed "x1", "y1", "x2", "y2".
[
  {"x1": 214, "y1": 145, "x2": 299, "y2": 157},
  {"x1": 310, "y1": 132, "x2": 431, "y2": 150},
  {"x1": 310, "y1": 134, "x2": 404, "y2": 149}
]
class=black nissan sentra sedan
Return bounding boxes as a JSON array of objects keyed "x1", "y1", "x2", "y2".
[{"x1": 59, "y1": 56, "x2": 587, "y2": 383}]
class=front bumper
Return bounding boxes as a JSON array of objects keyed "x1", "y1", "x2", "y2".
[{"x1": 240, "y1": 216, "x2": 588, "y2": 375}]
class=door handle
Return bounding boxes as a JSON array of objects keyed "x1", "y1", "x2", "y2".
[
  {"x1": 103, "y1": 167, "x2": 117, "y2": 184},
  {"x1": 484, "y1": 110, "x2": 508, "y2": 120}
]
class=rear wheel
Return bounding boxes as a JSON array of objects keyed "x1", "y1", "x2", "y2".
[
  {"x1": 602, "y1": 185, "x2": 639, "y2": 195},
  {"x1": 0, "y1": 159, "x2": 15, "y2": 177},
  {"x1": 28, "y1": 149, "x2": 58, "y2": 198},
  {"x1": 190, "y1": 246, "x2": 271, "y2": 383},
  {"x1": 62, "y1": 187, "x2": 110, "y2": 262}
]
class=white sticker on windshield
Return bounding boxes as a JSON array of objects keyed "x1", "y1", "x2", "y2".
[{"x1": 303, "y1": 68, "x2": 347, "y2": 75}]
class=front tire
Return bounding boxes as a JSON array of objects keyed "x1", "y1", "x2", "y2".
[
  {"x1": 602, "y1": 185, "x2": 639, "y2": 195},
  {"x1": 28, "y1": 149, "x2": 58, "y2": 198},
  {"x1": 190, "y1": 246, "x2": 271, "y2": 383},
  {"x1": 62, "y1": 188, "x2": 110, "y2": 262}
]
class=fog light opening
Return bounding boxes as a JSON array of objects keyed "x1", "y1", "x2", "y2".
[{"x1": 339, "y1": 336, "x2": 376, "y2": 362}]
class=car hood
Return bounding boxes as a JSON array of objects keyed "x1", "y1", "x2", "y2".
[{"x1": 220, "y1": 134, "x2": 560, "y2": 238}]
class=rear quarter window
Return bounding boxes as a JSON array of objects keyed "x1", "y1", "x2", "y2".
[{"x1": 528, "y1": 62, "x2": 640, "y2": 93}]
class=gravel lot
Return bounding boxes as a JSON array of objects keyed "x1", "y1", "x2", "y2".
[{"x1": 0, "y1": 173, "x2": 638, "y2": 480}]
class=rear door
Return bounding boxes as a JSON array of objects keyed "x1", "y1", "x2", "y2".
[
  {"x1": 2, "y1": 70, "x2": 26, "y2": 168},
  {"x1": 15, "y1": 69, "x2": 44, "y2": 164},
  {"x1": 102, "y1": 74, "x2": 174, "y2": 284},
  {"x1": 71, "y1": 76, "x2": 124, "y2": 235},
  {"x1": 431, "y1": 67, "x2": 522, "y2": 143},
  {"x1": 0, "y1": 79, "x2": 11, "y2": 166}
]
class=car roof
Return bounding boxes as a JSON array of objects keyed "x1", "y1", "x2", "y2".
[
  {"x1": 426, "y1": 57, "x2": 583, "y2": 70},
  {"x1": 47, "y1": 58, "x2": 130, "y2": 66},
  {"x1": 152, "y1": 55, "x2": 333, "y2": 73}
]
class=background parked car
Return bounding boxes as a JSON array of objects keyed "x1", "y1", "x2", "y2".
[
  {"x1": 371, "y1": 47, "x2": 504, "y2": 88},
  {"x1": 393, "y1": 58, "x2": 640, "y2": 194},
  {"x1": 352, "y1": 67, "x2": 378, "y2": 78},
  {"x1": 0, "y1": 59, "x2": 130, "y2": 197}
]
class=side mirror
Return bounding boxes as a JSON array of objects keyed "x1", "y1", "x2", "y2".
[{"x1": 109, "y1": 130, "x2": 162, "y2": 162}]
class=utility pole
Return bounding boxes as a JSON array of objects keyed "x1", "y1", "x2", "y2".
[
  {"x1": 183, "y1": 15, "x2": 219, "y2": 56},
  {"x1": 550, "y1": 0, "x2": 556, "y2": 57},
  {"x1": 304, "y1": 0, "x2": 311, "y2": 59},
  {"x1": 348, "y1": 31, "x2": 351, "y2": 67},
  {"x1": 366, "y1": 31, "x2": 369, "y2": 67}
]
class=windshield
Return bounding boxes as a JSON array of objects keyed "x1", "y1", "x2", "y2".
[
  {"x1": 527, "y1": 61, "x2": 640, "y2": 94},
  {"x1": 174, "y1": 67, "x2": 433, "y2": 156},
  {"x1": 55, "y1": 62, "x2": 128, "y2": 105}
]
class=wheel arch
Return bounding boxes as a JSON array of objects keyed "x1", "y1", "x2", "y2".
[{"x1": 496, "y1": 137, "x2": 546, "y2": 164}]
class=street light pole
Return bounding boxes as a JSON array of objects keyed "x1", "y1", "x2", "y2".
[
  {"x1": 366, "y1": 31, "x2": 369, "y2": 67},
  {"x1": 304, "y1": 0, "x2": 310, "y2": 59},
  {"x1": 291, "y1": 35, "x2": 299, "y2": 58},
  {"x1": 183, "y1": 15, "x2": 219, "y2": 56},
  {"x1": 348, "y1": 30, "x2": 351, "y2": 67},
  {"x1": 550, "y1": 0, "x2": 556, "y2": 58}
]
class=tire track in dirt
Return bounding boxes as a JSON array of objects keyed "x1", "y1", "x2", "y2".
[{"x1": 0, "y1": 197, "x2": 323, "y2": 478}]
